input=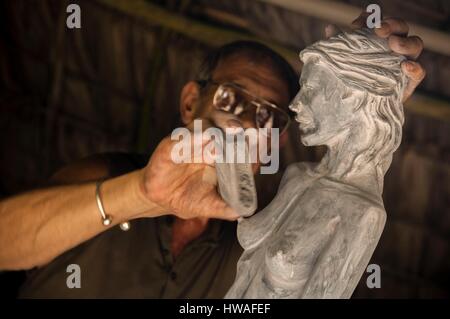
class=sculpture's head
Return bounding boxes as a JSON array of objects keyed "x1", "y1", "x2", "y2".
[{"x1": 289, "y1": 29, "x2": 407, "y2": 173}]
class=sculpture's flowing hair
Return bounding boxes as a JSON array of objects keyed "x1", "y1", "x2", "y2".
[{"x1": 300, "y1": 29, "x2": 407, "y2": 183}]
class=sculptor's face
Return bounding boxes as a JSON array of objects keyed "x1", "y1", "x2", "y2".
[{"x1": 289, "y1": 62, "x2": 356, "y2": 146}]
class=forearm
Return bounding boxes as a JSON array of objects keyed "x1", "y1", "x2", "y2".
[{"x1": 0, "y1": 169, "x2": 165, "y2": 270}]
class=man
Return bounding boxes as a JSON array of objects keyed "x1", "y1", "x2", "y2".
[{"x1": 0, "y1": 16, "x2": 425, "y2": 298}]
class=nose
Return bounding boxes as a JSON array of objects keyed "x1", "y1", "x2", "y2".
[
  {"x1": 289, "y1": 93, "x2": 303, "y2": 113},
  {"x1": 239, "y1": 110, "x2": 258, "y2": 130}
]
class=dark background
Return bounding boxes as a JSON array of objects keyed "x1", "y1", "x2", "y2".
[{"x1": 0, "y1": 0, "x2": 449, "y2": 298}]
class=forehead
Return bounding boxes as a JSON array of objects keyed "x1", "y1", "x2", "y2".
[
  {"x1": 211, "y1": 56, "x2": 291, "y2": 107},
  {"x1": 300, "y1": 61, "x2": 336, "y2": 85}
]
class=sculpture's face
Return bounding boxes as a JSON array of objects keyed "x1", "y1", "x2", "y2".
[{"x1": 289, "y1": 62, "x2": 357, "y2": 146}]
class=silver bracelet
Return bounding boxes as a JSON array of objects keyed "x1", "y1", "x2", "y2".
[{"x1": 95, "y1": 179, "x2": 131, "y2": 231}]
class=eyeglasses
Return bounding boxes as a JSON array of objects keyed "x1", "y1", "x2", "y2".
[{"x1": 205, "y1": 81, "x2": 291, "y2": 135}]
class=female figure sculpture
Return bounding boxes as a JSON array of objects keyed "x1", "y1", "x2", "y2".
[{"x1": 225, "y1": 29, "x2": 407, "y2": 299}]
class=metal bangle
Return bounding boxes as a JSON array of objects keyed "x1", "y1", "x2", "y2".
[{"x1": 95, "y1": 179, "x2": 131, "y2": 231}]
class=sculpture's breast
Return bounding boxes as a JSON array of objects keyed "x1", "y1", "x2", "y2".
[
  {"x1": 263, "y1": 210, "x2": 343, "y2": 292},
  {"x1": 260, "y1": 179, "x2": 385, "y2": 296}
]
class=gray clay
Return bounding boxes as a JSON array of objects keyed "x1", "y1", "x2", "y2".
[{"x1": 225, "y1": 29, "x2": 407, "y2": 299}]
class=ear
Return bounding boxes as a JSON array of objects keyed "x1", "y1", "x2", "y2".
[{"x1": 180, "y1": 81, "x2": 201, "y2": 125}]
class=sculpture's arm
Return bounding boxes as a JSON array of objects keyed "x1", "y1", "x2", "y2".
[
  {"x1": 237, "y1": 163, "x2": 306, "y2": 250},
  {"x1": 301, "y1": 207, "x2": 386, "y2": 299}
]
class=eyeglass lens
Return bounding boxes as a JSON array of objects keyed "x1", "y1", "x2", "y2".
[{"x1": 213, "y1": 85, "x2": 287, "y2": 131}]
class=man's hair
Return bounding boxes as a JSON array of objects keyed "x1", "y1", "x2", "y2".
[{"x1": 196, "y1": 40, "x2": 299, "y2": 103}]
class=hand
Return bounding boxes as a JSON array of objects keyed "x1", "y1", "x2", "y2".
[
  {"x1": 140, "y1": 111, "x2": 242, "y2": 221},
  {"x1": 325, "y1": 13, "x2": 426, "y2": 102}
]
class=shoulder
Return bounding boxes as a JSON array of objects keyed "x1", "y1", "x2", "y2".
[
  {"x1": 279, "y1": 162, "x2": 317, "y2": 188},
  {"x1": 310, "y1": 179, "x2": 386, "y2": 233},
  {"x1": 316, "y1": 177, "x2": 384, "y2": 209},
  {"x1": 284, "y1": 162, "x2": 317, "y2": 176},
  {"x1": 50, "y1": 152, "x2": 149, "y2": 185}
]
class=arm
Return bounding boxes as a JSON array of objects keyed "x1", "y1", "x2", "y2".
[
  {"x1": 0, "y1": 158, "x2": 164, "y2": 271},
  {"x1": 301, "y1": 207, "x2": 386, "y2": 299},
  {"x1": 0, "y1": 130, "x2": 238, "y2": 270}
]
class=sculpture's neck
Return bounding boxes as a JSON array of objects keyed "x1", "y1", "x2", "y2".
[{"x1": 317, "y1": 138, "x2": 384, "y2": 198}]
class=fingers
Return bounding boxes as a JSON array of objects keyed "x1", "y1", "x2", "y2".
[
  {"x1": 200, "y1": 191, "x2": 240, "y2": 221},
  {"x1": 354, "y1": 14, "x2": 422, "y2": 60},
  {"x1": 347, "y1": 12, "x2": 425, "y2": 102},
  {"x1": 369, "y1": 17, "x2": 423, "y2": 60},
  {"x1": 401, "y1": 61, "x2": 426, "y2": 102},
  {"x1": 389, "y1": 35, "x2": 423, "y2": 60},
  {"x1": 202, "y1": 165, "x2": 217, "y2": 186},
  {"x1": 375, "y1": 18, "x2": 409, "y2": 38},
  {"x1": 351, "y1": 12, "x2": 409, "y2": 37},
  {"x1": 182, "y1": 118, "x2": 222, "y2": 164},
  {"x1": 351, "y1": 12, "x2": 409, "y2": 36},
  {"x1": 190, "y1": 165, "x2": 240, "y2": 220},
  {"x1": 324, "y1": 24, "x2": 341, "y2": 39},
  {"x1": 351, "y1": 11, "x2": 371, "y2": 29}
]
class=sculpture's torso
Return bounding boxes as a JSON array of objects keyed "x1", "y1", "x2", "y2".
[
  {"x1": 224, "y1": 29, "x2": 405, "y2": 299},
  {"x1": 225, "y1": 163, "x2": 386, "y2": 298}
]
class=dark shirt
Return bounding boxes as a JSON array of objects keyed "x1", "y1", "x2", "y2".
[{"x1": 18, "y1": 153, "x2": 243, "y2": 298}]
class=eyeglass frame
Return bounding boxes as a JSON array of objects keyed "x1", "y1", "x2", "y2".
[{"x1": 197, "y1": 79, "x2": 292, "y2": 135}]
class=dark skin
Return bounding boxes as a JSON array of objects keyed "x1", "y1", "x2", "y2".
[{"x1": 0, "y1": 16, "x2": 425, "y2": 270}]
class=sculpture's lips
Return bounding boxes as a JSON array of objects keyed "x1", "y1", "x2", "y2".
[{"x1": 295, "y1": 115, "x2": 316, "y2": 135}]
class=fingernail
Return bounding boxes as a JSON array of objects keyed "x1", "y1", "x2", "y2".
[{"x1": 405, "y1": 61, "x2": 415, "y2": 71}]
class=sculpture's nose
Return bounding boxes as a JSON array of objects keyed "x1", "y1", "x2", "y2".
[
  {"x1": 288, "y1": 102, "x2": 296, "y2": 112},
  {"x1": 289, "y1": 93, "x2": 303, "y2": 113}
]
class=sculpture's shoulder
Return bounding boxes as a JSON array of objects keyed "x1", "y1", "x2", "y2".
[
  {"x1": 337, "y1": 199, "x2": 386, "y2": 245},
  {"x1": 343, "y1": 191, "x2": 386, "y2": 231},
  {"x1": 316, "y1": 177, "x2": 384, "y2": 211},
  {"x1": 285, "y1": 161, "x2": 317, "y2": 176},
  {"x1": 279, "y1": 162, "x2": 318, "y2": 188},
  {"x1": 307, "y1": 177, "x2": 387, "y2": 236}
]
